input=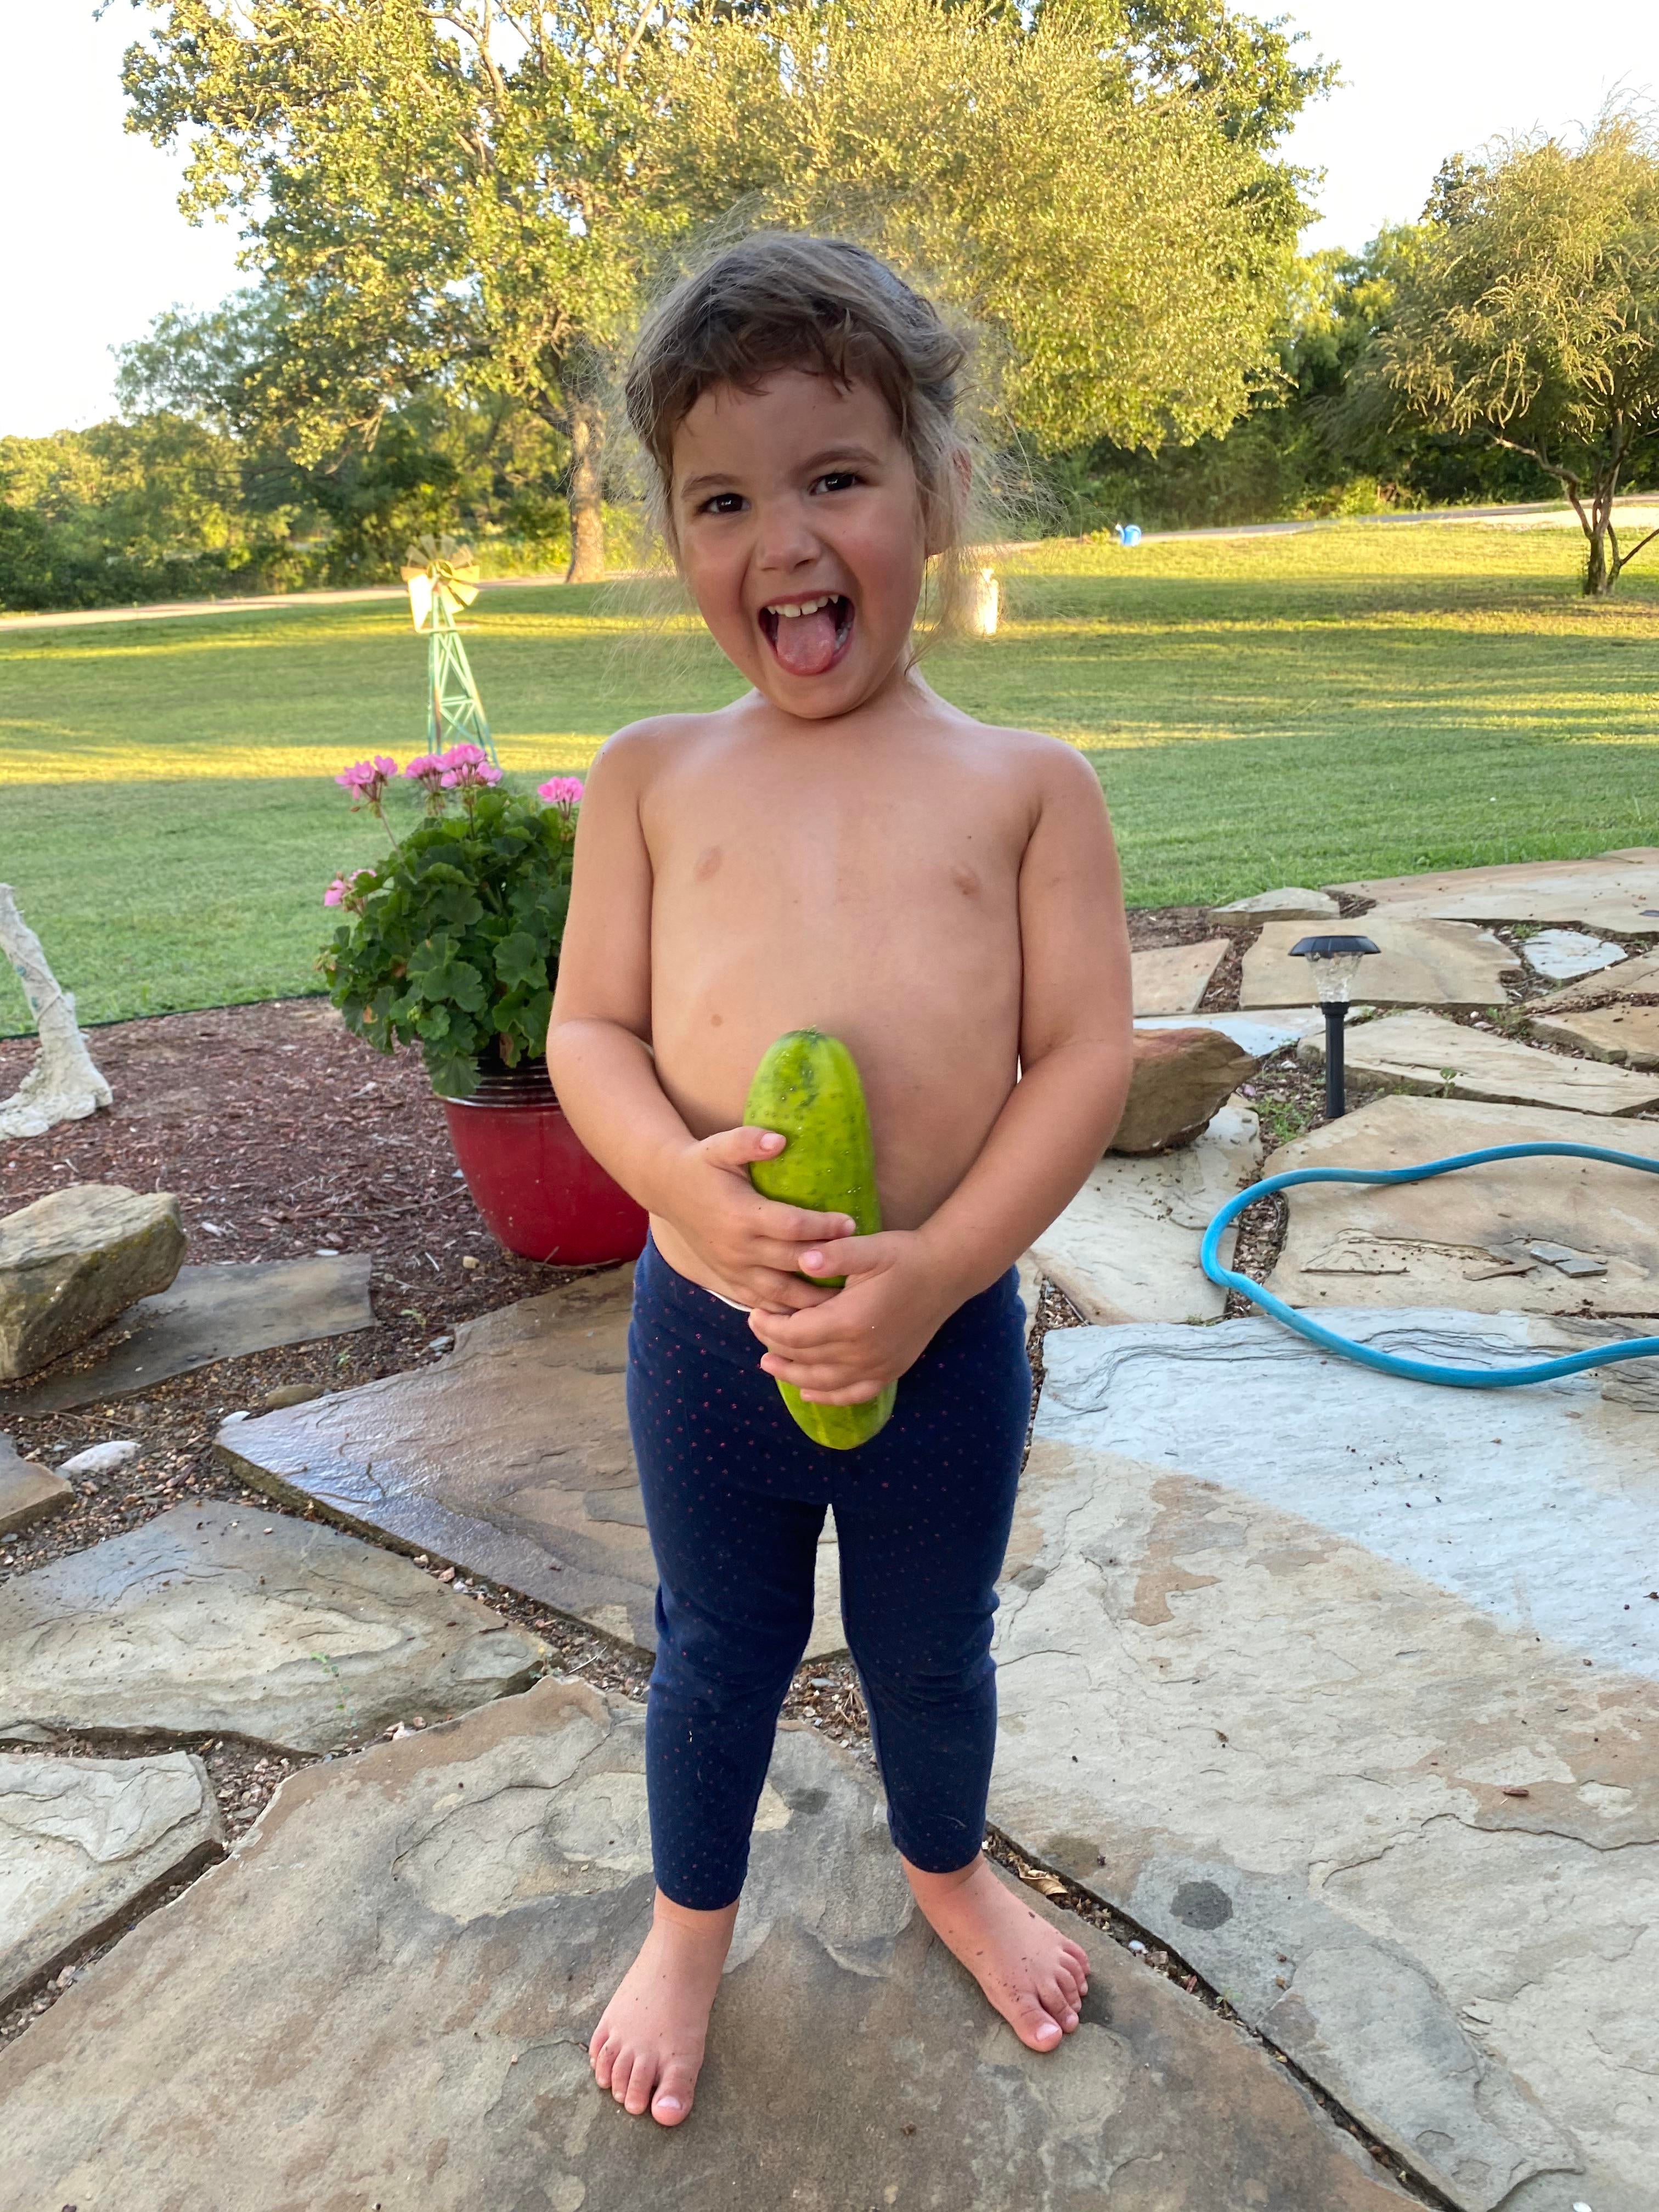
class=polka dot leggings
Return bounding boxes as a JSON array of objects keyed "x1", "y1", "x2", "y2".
[{"x1": 627, "y1": 1234, "x2": 1032, "y2": 1912}]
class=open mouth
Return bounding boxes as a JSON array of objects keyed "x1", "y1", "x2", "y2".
[{"x1": 758, "y1": 592, "x2": 855, "y2": 678}]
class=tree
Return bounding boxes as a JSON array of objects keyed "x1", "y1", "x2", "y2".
[
  {"x1": 1373, "y1": 111, "x2": 1659, "y2": 594},
  {"x1": 655, "y1": 0, "x2": 1312, "y2": 456},
  {"x1": 122, "y1": 0, "x2": 670, "y2": 580},
  {"x1": 121, "y1": 0, "x2": 1318, "y2": 573}
]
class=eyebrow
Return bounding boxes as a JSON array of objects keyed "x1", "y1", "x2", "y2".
[{"x1": 678, "y1": 445, "x2": 885, "y2": 500}]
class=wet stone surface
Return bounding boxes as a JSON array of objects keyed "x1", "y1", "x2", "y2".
[{"x1": 993, "y1": 1321, "x2": 1659, "y2": 2212}]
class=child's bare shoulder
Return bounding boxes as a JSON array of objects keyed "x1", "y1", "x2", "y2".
[
  {"x1": 947, "y1": 708, "x2": 1104, "y2": 811},
  {"x1": 588, "y1": 708, "x2": 734, "y2": 791}
]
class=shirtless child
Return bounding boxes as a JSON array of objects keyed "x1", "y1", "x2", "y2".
[{"x1": 548, "y1": 233, "x2": 1134, "y2": 2128}]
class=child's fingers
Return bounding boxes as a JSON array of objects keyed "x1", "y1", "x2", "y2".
[
  {"x1": 795, "y1": 1378, "x2": 889, "y2": 1406},
  {"x1": 699, "y1": 1124, "x2": 790, "y2": 1172}
]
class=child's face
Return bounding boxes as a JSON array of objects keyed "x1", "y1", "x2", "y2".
[{"x1": 670, "y1": 370, "x2": 930, "y2": 718}]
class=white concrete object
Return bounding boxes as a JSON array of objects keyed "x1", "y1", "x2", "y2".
[{"x1": 0, "y1": 887, "x2": 112, "y2": 1140}]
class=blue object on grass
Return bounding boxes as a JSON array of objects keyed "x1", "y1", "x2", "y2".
[
  {"x1": 1114, "y1": 522, "x2": 1143, "y2": 547},
  {"x1": 1199, "y1": 1141, "x2": 1659, "y2": 1388}
]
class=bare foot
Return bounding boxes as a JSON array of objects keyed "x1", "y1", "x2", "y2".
[
  {"x1": 589, "y1": 1891, "x2": 737, "y2": 2125},
  {"x1": 904, "y1": 1852, "x2": 1090, "y2": 2052}
]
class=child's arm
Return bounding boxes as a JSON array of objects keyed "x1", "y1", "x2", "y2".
[
  {"x1": 749, "y1": 743, "x2": 1133, "y2": 1402},
  {"x1": 548, "y1": 731, "x2": 854, "y2": 1311}
]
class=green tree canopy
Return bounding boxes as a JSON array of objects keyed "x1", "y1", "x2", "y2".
[
  {"x1": 1373, "y1": 110, "x2": 1659, "y2": 593},
  {"x1": 120, "y1": 0, "x2": 1321, "y2": 574},
  {"x1": 648, "y1": 0, "x2": 1314, "y2": 454}
]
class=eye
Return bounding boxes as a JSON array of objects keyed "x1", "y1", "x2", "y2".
[
  {"x1": 812, "y1": 470, "x2": 862, "y2": 494},
  {"x1": 696, "y1": 490, "x2": 746, "y2": 516}
]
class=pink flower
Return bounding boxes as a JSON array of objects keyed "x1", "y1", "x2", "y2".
[
  {"x1": 323, "y1": 868, "x2": 372, "y2": 910},
  {"x1": 538, "y1": 776, "x2": 585, "y2": 809},
  {"x1": 335, "y1": 756, "x2": 398, "y2": 806},
  {"x1": 438, "y1": 742, "x2": 502, "y2": 791},
  {"x1": 403, "y1": 753, "x2": 446, "y2": 789}
]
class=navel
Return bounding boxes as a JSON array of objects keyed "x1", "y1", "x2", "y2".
[
  {"x1": 695, "y1": 845, "x2": 723, "y2": 882},
  {"x1": 951, "y1": 864, "x2": 982, "y2": 898}
]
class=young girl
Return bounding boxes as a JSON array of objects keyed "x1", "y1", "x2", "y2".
[{"x1": 548, "y1": 233, "x2": 1133, "y2": 2128}]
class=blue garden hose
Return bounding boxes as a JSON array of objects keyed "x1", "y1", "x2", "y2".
[{"x1": 1200, "y1": 1141, "x2": 1659, "y2": 1388}]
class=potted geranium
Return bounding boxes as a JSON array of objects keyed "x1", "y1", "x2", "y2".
[{"x1": 320, "y1": 745, "x2": 646, "y2": 1266}]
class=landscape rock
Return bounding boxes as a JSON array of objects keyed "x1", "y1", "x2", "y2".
[
  {"x1": 1299, "y1": 1007, "x2": 1659, "y2": 1115},
  {"x1": 1, "y1": 1256, "x2": 374, "y2": 1415},
  {"x1": 0, "y1": 1501, "x2": 548, "y2": 1753},
  {"x1": 1215, "y1": 885, "x2": 1341, "y2": 919},
  {"x1": 1241, "y1": 917, "x2": 1518, "y2": 1010},
  {"x1": 1330, "y1": 847, "x2": 1659, "y2": 934},
  {"x1": 0, "y1": 1751, "x2": 221, "y2": 2006},
  {"x1": 260, "y1": 1380, "x2": 325, "y2": 1411},
  {"x1": 0, "y1": 1678, "x2": 1414, "y2": 2212},
  {"x1": 58, "y1": 1439, "x2": 139, "y2": 1477},
  {"x1": 1537, "y1": 945, "x2": 1659, "y2": 1011},
  {"x1": 0, "y1": 1184, "x2": 184, "y2": 1381},
  {"x1": 1265, "y1": 1093, "x2": 1659, "y2": 1315},
  {"x1": 218, "y1": 1269, "x2": 846, "y2": 1658},
  {"x1": 1521, "y1": 928, "x2": 1627, "y2": 981},
  {"x1": 1032, "y1": 1100, "x2": 1260, "y2": 1322},
  {"x1": 0, "y1": 1433, "x2": 72, "y2": 1536},
  {"x1": 993, "y1": 1317, "x2": 1659, "y2": 2211},
  {"x1": 1532, "y1": 1002, "x2": 1659, "y2": 1068},
  {"x1": 1130, "y1": 936, "x2": 1230, "y2": 1014},
  {"x1": 1112, "y1": 1026, "x2": 1261, "y2": 1153}
]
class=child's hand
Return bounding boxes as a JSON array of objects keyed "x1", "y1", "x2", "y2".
[
  {"x1": 660, "y1": 1126, "x2": 856, "y2": 1311},
  {"x1": 746, "y1": 1231, "x2": 957, "y2": 1402}
]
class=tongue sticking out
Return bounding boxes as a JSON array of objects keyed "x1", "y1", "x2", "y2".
[{"x1": 771, "y1": 602, "x2": 842, "y2": 676}]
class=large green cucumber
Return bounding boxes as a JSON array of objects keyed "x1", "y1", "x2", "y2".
[{"x1": 744, "y1": 1028, "x2": 896, "y2": 1450}]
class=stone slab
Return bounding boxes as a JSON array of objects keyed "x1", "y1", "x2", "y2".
[
  {"x1": 1300, "y1": 1008, "x2": 1659, "y2": 1115},
  {"x1": 0, "y1": 1184, "x2": 184, "y2": 1381},
  {"x1": 1032, "y1": 1101, "x2": 1261, "y2": 1323},
  {"x1": 1533, "y1": 1002, "x2": 1659, "y2": 1069},
  {"x1": 1216, "y1": 885, "x2": 1341, "y2": 919},
  {"x1": 1538, "y1": 946, "x2": 1659, "y2": 1011},
  {"x1": 0, "y1": 1432, "x2": 72, "y2": 1536},
  {"x1": 217, "y1": 1268, "x2": 847, "y2": 1660},
  {"x1": 1242, "y1": 917, "x2": 1519, "y2": 1011},
  {"x1": 1130, "y1": 936, "x2": 1230, "y2": 1014},
  {"x1": 0, "y1": 1751, "x2": 221, "y2": 2006},
  {"x1": 0, "y1": 1677, "x2": 1413, "y2": 2212},
  {"x1": 0, "y1": 1501, "x2": 548, "y2": 1753},
  {"x1": 1265, "y1": 1093, "x2": 1659, "y2": 1314},
  {"x1": 1522, "y1": 928, "x2": 1627, "y2": 982},
  {"x1": 0, "y1": 1256, "x2": 375, "y2": 1415},
  {"x1": 1331, "y1": 847, "x2": 1659, "y2": 934},
  {"x1": 1137, "y1": 1008, "x2": 1325, "y2": 1057},
  {"x1": 994, "y1": 1319, "x2": 1659, "y2": 2211}
]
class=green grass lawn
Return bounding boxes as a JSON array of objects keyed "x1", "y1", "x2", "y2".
[{"x1": 3, "y1": 519, "x2": 1657, "y2": 1031}]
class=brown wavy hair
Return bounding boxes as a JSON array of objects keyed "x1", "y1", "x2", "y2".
[{"x1": 623, "y1": 232, "x2": 978, "y2": 637}]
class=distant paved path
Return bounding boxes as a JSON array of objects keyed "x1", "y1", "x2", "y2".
[{"x1": 4, "y1": 498, "x2": 1650, "y2": 635}]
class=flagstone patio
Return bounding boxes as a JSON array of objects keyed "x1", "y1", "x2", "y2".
[
  {"x1": 7, "y1": 844, "x2": 1659, "y2": 2207},
  {"x1": 0, "y1": 1678, "x2": 1414, "y2": 2212}
]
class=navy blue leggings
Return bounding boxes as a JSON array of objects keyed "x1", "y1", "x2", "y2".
[{"x1": 627, "y1": 1235, "x2": 1032, "y2": 1911}]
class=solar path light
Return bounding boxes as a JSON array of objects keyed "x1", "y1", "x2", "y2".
[{"x1": 1289, "y1": 934, "x2": 1380, "y2": 1119}]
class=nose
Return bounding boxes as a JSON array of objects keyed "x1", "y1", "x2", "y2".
[{"x1": 753, "y1": 491, "x2": 823, "y2": 576}]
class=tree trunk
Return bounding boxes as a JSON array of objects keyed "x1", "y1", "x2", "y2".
[
  {"x1": 565, "y1": 400, "x2": 606, "y2": 584},
  {"x1": 1584, "y1": 523, "x2": 1615, "y2": 595}
]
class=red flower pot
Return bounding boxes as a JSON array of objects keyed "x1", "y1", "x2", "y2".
[{"x1": 441, "y1": 1059, "x2": 647, "y2": 1266}]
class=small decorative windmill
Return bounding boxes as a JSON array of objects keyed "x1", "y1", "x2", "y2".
[{"x1": 400, "y1": 535, "x2": 497, "y2": 764}]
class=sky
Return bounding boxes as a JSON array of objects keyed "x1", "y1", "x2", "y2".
[{"x1": 1, "y1": 1, "x2": 1656, "y2": 438}]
